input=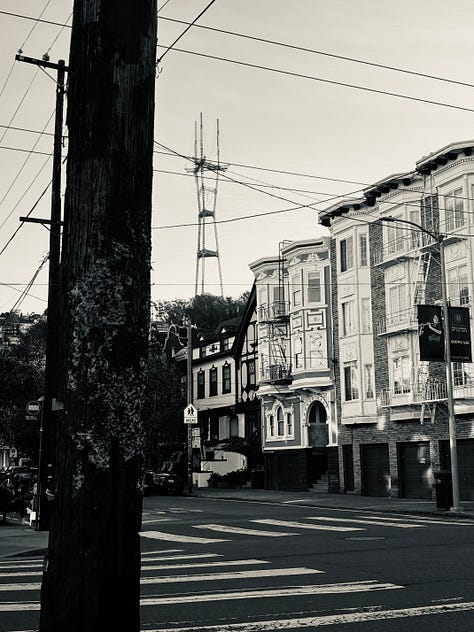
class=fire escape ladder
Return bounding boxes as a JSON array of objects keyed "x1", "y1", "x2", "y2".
[{"x1": 413, "y1": 251, "x2": 431, "y2": 305}]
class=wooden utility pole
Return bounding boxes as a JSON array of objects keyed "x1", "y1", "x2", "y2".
[{"x1": 39, "y1": 2, "x2": 157, "y2": 630}]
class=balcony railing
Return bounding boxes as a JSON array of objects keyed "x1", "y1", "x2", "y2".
[
  {"x1": 259, "y1": 301, "x2": 289, "y2": 322},
  {"x1": 261, "y1": 363, "x2": 292, "y2": 384},
  {"x1": 372, "y1": 231, "x2": 437, "y2": 266},
  {"x1": 374, "y1": 305, "x2": 418, "y2": 335},
  {"x1": 379, "y1": 380, "x2": 448, "y2": 407}
]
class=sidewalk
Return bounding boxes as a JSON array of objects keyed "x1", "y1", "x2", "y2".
[
  {"x1": 2, "y1": 488, "x2": 473, "y2": 559},
  {"x1": 0, "y1": 517, "x2": 48, "y2": 559},
  {"x1": 193, "y1": 487, "x2": 474, "y2": 518}
]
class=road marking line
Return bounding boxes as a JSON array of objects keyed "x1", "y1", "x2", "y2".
[
  {"x1": 305, "y1": 516, "x2": 422, "y2": 529},
  {"x1": 142, "y1": 554, "x2": 221, "y2": 563},
  {"x1": 141, "y1": 549, "x2": 182, "y2": 556},
  {"x1": 0, "y1": 579, "x2": 402, "y2": 613},
  {"x1": 0, "y1": 571, "x2": 42, "y2": 578},
  {"x1": 143, "y1": 559, "x2": 269, "y2": 571},
  {"x1": 194, "y1": 524, "x2": 297, "y2": 537},
  {"x1": 141, "y1": 579, "x2": 402, "y2": 606},
  {"x1": 140, "y1": 530, "x2": 229, "y2": 544},
  {"x1": 145, "y1": 600, "x2": 474, "y2": 630},
  {"x1": 354, "y1": 514, "x2": 474, "y2": 526},
  {"x1": 141, "y1": 518, "x2": 174, "y2": 524},
  {"x1": 140, "y1": 567, "x2": 321, "y2": 585},
  {"x1": 252, "y1": 519, "x2": 364, "y2": 532}
]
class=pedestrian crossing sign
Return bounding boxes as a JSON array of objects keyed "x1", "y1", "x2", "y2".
[{"x1": 184, "y1": 403, "x2": 198, "y2": 424}]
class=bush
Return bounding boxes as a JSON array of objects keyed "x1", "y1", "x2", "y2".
[{"x1": 208, "y1": 469, "x2": 249, "y2": 489}]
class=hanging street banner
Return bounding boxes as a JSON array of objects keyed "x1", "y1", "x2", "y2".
[
  {"x1": 417, "y1": 305, "x2": 444, "y2": 362},
  {"x1": 448, "y1": 306, "x2": 472, "y2": 363}
]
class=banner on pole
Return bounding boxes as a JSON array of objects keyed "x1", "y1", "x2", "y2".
[
  {"x1": 417, "y1": 305, "x2": 444, "y2": 361},
  {"x1": 448, "y1": 306, "x2": 472, "y2": 363}
]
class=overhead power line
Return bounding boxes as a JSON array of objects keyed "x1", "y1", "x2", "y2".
[
  {"x1": 157, "y1": 0, "x2": 217, "y2": 64},
  {"x1": 157, "y1": 45, "x2": 474, "y2": 115},
  {"x1": 3, "y1": 10, "x2": 474, "y2": 92}
]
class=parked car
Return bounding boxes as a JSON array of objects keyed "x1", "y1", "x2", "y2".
[{"x1": 143, "y1": 470, "x2": 184, "y2": 496}]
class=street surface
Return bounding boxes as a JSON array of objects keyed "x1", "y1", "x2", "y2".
[{"x1": 1, "y1": 494, "x2": 474, "y2": 631}]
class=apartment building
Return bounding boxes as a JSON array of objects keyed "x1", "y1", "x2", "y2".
[
  {"x1": 319, "y1": 140, "x2": 474, "y2": 500},
  {"x1": 250, "y1": 238, "x2": 336, "y2": 491}
]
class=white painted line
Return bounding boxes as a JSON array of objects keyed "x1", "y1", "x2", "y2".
[
  {"x1": 141, "y1": 518, "x2": 174, "y2": 524},
  {"x1": 141, "y1": 549, "x2": 182, "y2": 556},
  {"x1": 306, "y1": 516, "x2": 423, "y2": 529},
  {"x1": 0, "y1": 571, "x2": 42, "y2": 578},
  {"x1": 142, "y1": 554, "x2": 221, "y2": 563},
  {"x1": 194, "y1": 524, "x2": 297, "y2": 537},
  {"x1": 168, "y1": 508, "x2": 204, "y2": 513},
  {"x1": 252, "y1": 519, "x2": 364, "y2": 532},
  {"x1": 0, "y1": 582, "x2": 40, "y2": 592},
  {"x1": 143, "y1": 559, "x2": 269, "y2": 571},
  {"x1": 141, "y1": 579, "x2": 402, "y2": 607},
  {"x1": 0, "y1": 563, "x2": 43, "y2": 571},
  {"x1": 0, "y1": 579, "x2": 403, "y2": 613},
  {"x1": 140, "y1": 567, "x2": 321, "y2": 585},
  {"x1": 145, "y1": 600, "x2": 474, "y2": 630},
  {"x1": 355, "y1": 514, "x2": 474, "y2": 527},
  {"x1": 139, "y1": 530, "x2": 229, "y2": 544}
]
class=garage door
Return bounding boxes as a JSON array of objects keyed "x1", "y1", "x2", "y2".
[
  {"x1": 398, "y1": 442, "x2": 432, "y2": 499},
  {"x1": 439, "y1": 439, "x2": 474, "y2": 501},
  {"x1": 361, "y1": 444, "x2": 390, "y2": 497}
]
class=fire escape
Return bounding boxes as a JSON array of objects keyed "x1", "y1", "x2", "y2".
[{"x1": 260, "y1": 243, "x2": 292, "y2": 385}]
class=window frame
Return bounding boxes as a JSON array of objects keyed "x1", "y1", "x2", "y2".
[
  {"x1": 340, "y1": 236, "x2": 354, "y2": 273},
  {"x1": 222, "y1": 363, "x2": 231, "y2": 394},
  {"x1": 209, "y1": 366, "x2": 218, "y2": 396},
  {"x1": 197, "y1": 370, "x2": 205, "y2": 399},
  {"x1": 343, "y1": 361, "x2": 359, "y2": 401}
]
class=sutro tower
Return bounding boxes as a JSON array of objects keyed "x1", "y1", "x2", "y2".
[{"x1": 189, "y1": 114, "x2": 227, "y2": 296}]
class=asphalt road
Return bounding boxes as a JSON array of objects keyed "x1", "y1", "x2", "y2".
[{"x1": 1, "y1": 494, "x2": 474, "y2": 631}]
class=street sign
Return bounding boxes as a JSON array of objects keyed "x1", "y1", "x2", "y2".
[
  {"x1": 192, "y1": 427, "x2": 201, "y2": 448},
  {"x1": 26, "y1": 401, "x2": 42, "y2": 420},
  {"x1": 183, "y1": 403, "x2": 198, "y2": 424}
]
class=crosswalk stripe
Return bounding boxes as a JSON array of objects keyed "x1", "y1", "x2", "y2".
[
  {"x1": 140, "y1": 567, "x2": 321, "y2": 585},
  {"x1": 143, "y1": 559, "x2": 269, "y2": 571},
  {"x1": 2, "y1": 577, "x2": 399, "y2": 614},
  {"x1": 141, "y1": 549, "x2": 183, "y2": 556},
  {"x1": 354, "y1": 514, "x2": 474, "y2": 527},
  {"x1": 305, "y1": 516, "x2": 423, "y2": 529},
  {"x1": 141, "y1": 518, "x2": 175, "y2": 524},
  {"x1": 194, "y1": 524, "x2": 297, "y2": 537},
  {"x1": 252, "y1": 519, "x2": 364, "y2": 532},
  {"x1": 147, "y1": 600, "x2": 474, "y2": 631},
  {"x1": 142, "y1": 553, "x2": 221, "y2": 563},
  {"x1": 141, "y1": 579, "x2": 403, "y2": 606},
  {"x1": 140, "y1": 530, "x2": 229, "y2": 544}
]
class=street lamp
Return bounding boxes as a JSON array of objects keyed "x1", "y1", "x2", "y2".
[{"x1": 382, "y1": 216, "x2": 462, "y2": 512}]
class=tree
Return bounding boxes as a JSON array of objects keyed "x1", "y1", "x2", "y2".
[
  {"x1": 155, "y1": 291, "x2": 249, "y2": 330},
  {"x1": 0, "y1": 315, "x2": 46, "y2": 459},
  {"x1": 39, "y1": 3, "x2": 157, "y2": 631}
]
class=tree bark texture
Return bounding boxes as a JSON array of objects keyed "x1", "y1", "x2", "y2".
[{"x1": 39, "y1": 2, "x2": 157, "y2": 630}]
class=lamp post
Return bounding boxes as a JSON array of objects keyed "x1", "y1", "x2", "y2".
[{"x1": 382, "y1": 216, "x2": 462, "y2": 512}]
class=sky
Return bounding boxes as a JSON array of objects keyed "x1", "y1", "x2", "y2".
[{"x1": 1, "y1": 0, "x2": 474, "y2": 315}]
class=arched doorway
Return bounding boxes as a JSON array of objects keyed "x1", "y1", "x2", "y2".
[{"x1": 307, "y1": 400, "x2": 328, "y2": 487}]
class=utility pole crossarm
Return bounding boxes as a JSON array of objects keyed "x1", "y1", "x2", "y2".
[{"x1": 15, "y1": 54, "x2": 69, "y2": 72}]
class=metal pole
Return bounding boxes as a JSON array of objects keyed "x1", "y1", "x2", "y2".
[
  {"x1": 439, "y1": 242, "x2": 462, "y2": 511},
  {"x1": 187, "y1": 320, "x2": 193, "y2": 494}
]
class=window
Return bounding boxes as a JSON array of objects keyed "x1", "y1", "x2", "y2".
[
  {"x1": 199, "y1": 345, "x2": 206, "y2": 359},
  {"x1": 364, "y1": 363, "x2": 374, "y2": 399},
  {"x1": 341, "y1": 300, "x2": 355, "y2": 336},
  {"x1": 393, "y1": 356, "x2": 411, "y2": 394},
  {"x1": 388, "y1": 284, "x2": 407, "y2": 325},
  {"x1": 197, "y1": 370, "x2": 205, "y2": 399},
  {"x1": 294, "y1": 337, "x2": 303, "y2": 369},
  {"x1": 445, "y1": 188, "x2": 464, "y2": 232},
  {"x1": 286, "y1": 412, "x2": 293, "y2": 436},
  {"x1": 209, "y1": 366, "x2": 218, "y2": 396},
  {"x1": 248, "y1": 359, "x2": 256, "y2": 386},
  {"x1": 222, "y1": 363, "x2": 231, "y2": 393},
  {"x1": 268, "y1": 414, "x2": 275, "y2": 437},
  {"x1": 448, "y1": 265, "x2": 469, "y2": 305},
  {"x1": 221, "y1": 337, "x2": 230, "y2": 352},
  {"x1": 292, "y1": 273, "x2": 301, "y2": 307},
  {"x1": 307, "y1": 272, "x2": 321, "y2": 303},
  {"x1": 246, "y1": 324, "x2": 255, "y2": 353},
  {"x1": 277, "y1": 407, "x2": 285, "y2": 436},
  {"x1": 359, "y1": 234, "x2": 368, "y2": 267},
  {"x1": 453, "y1": 362, "x2": 471, "y2": 387},
  {"x1": 340, "y1": 236, "x2": 353, "y2": 272},
  {"x1": 343, "y1": 362, "x2": 359, "y2": 401},
  {"x1": 386, "y1": 219, "x2": 404, "y2": 255}
]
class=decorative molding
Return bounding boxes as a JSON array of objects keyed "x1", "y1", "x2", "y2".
[
  {"x1": 341, "y1": 342, "x2": 357, "y2": 362},
  {"x1": 340, "y1": 277, "x2": 355, "y2": 297}
]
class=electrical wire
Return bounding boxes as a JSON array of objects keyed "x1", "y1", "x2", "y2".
[
  {"x1": 157, "y1": 0, "x2": 218, "y2": 64},
  {"x1": 157, "y1": 45, "x2": 474, "y2": 115},
  {"x1": 158, "y1": 16, "x2": 474, "y2": 91},
  {"x1": 4, "y1": 253, "x2": 49, "y2": 315}
]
